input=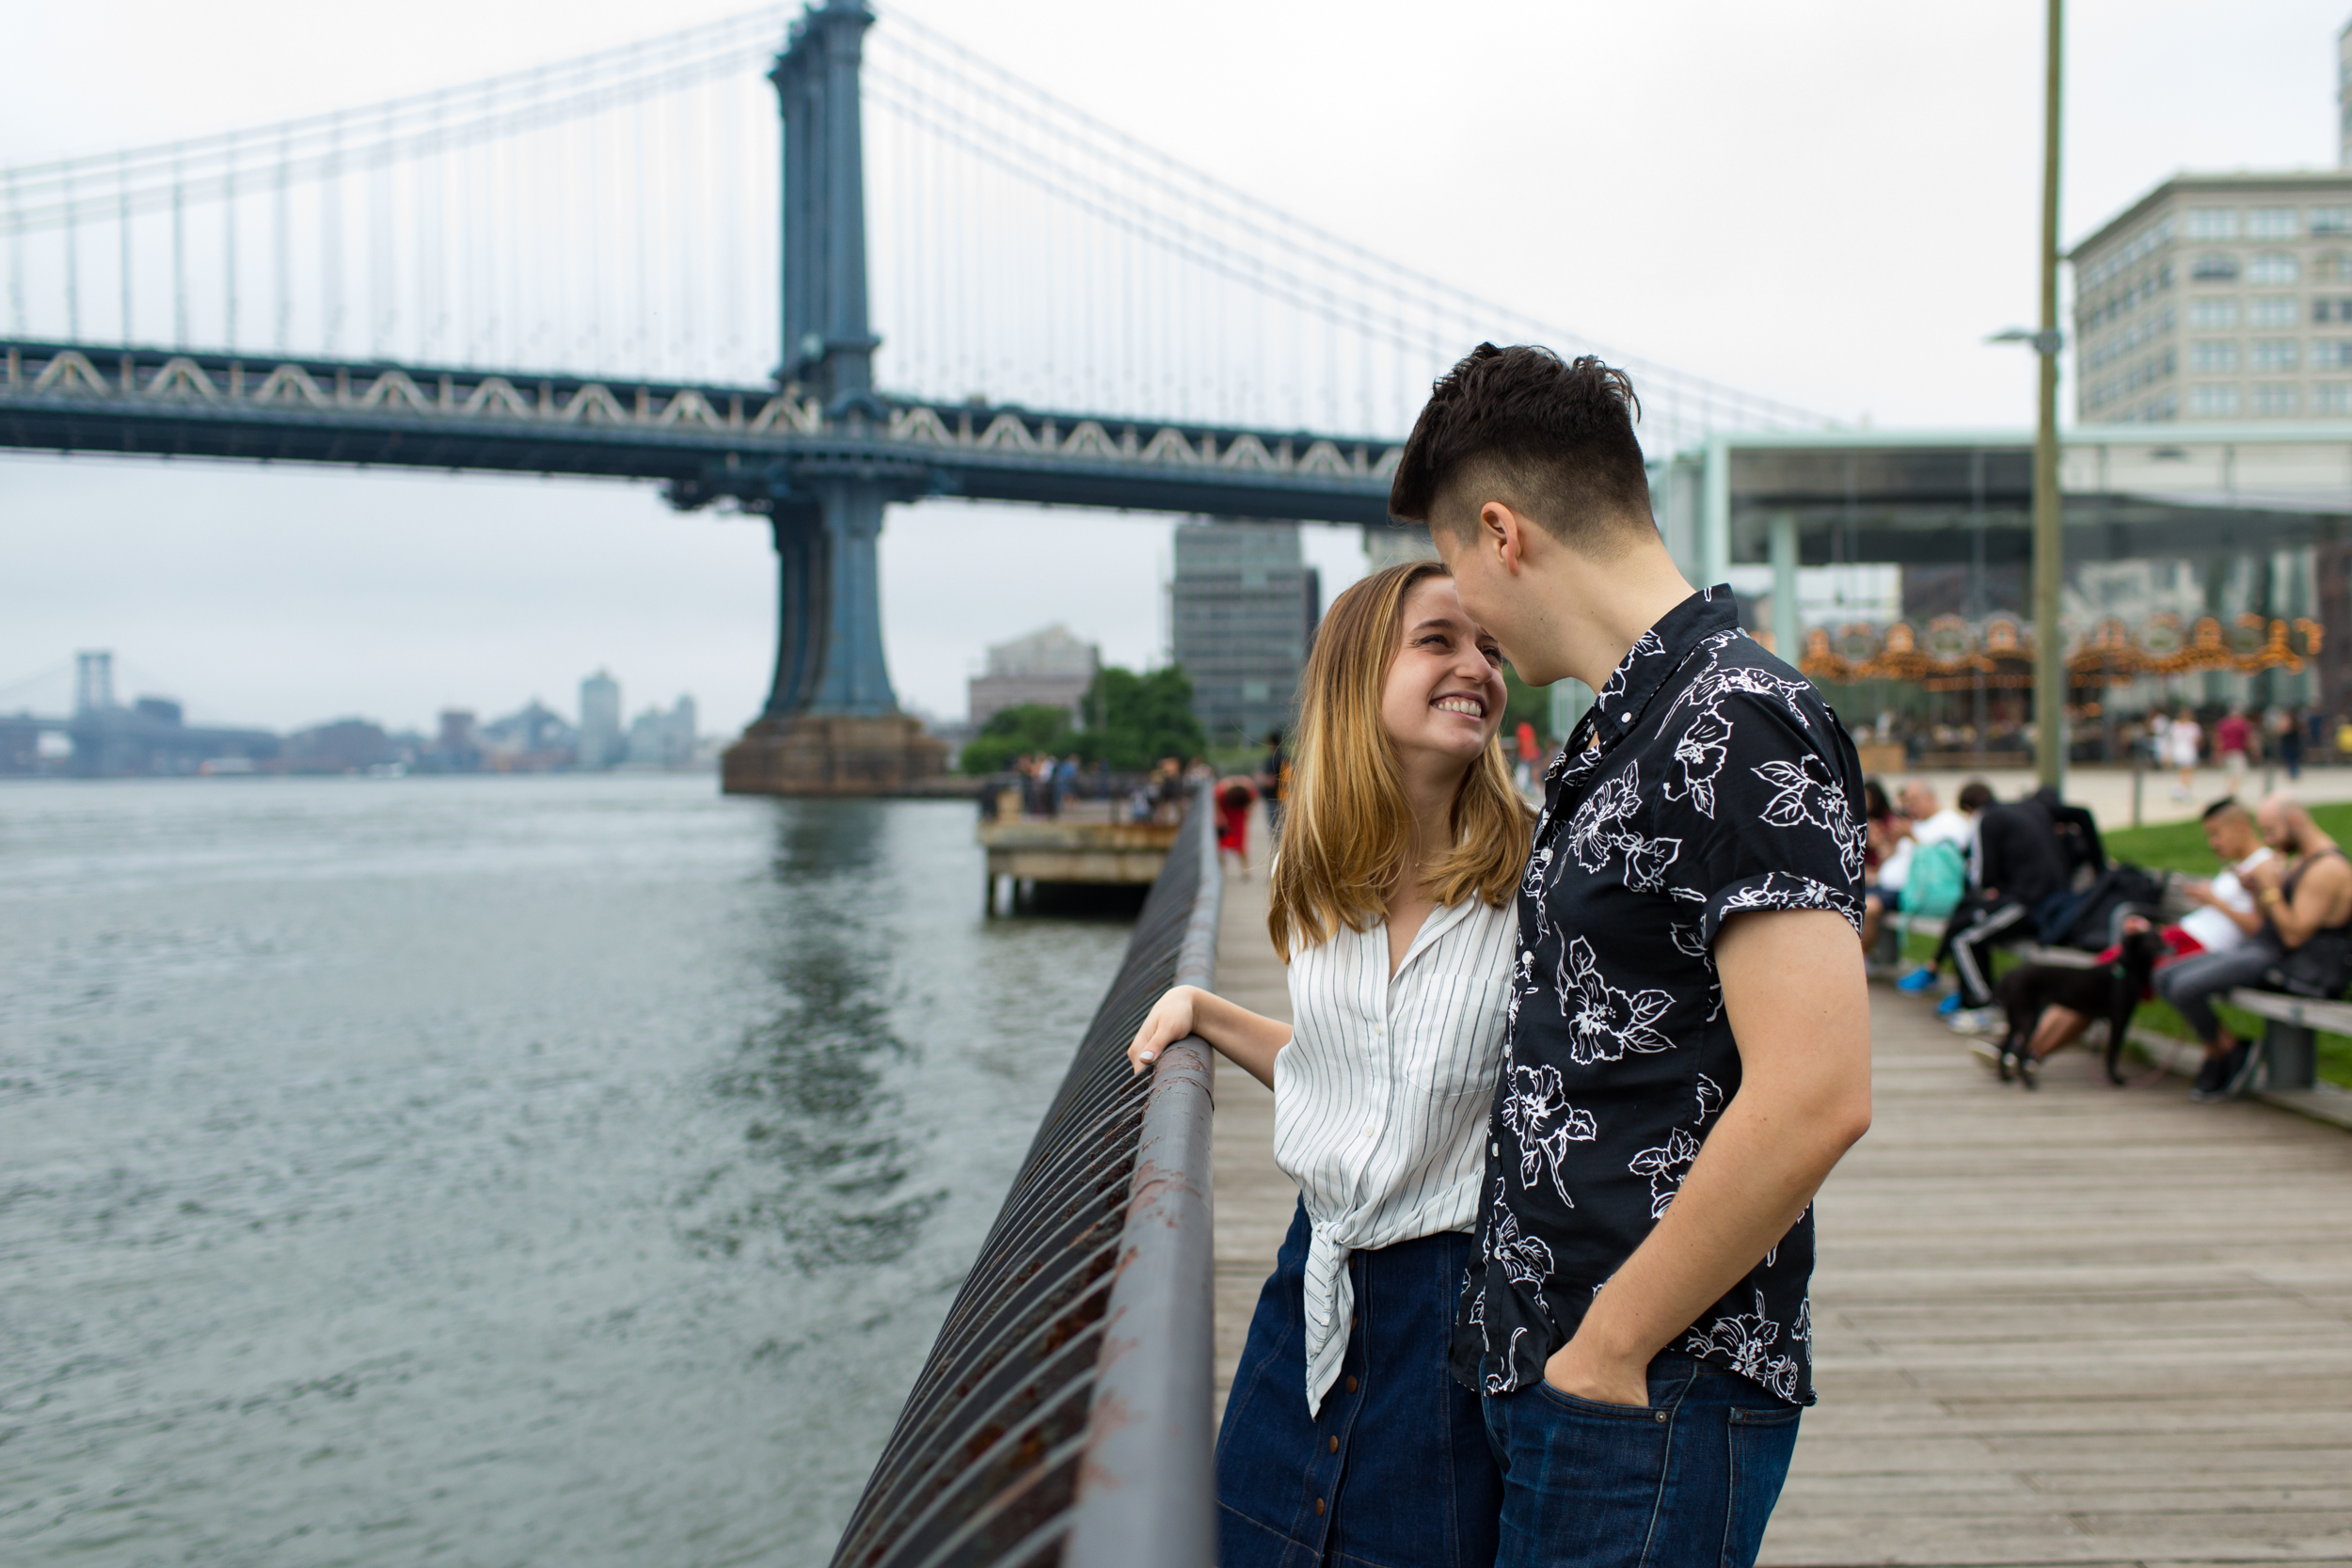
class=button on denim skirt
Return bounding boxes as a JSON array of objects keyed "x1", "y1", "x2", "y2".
[{"x1": 1216, "y1": 1199, "x2": 1501, "y2": 1568}]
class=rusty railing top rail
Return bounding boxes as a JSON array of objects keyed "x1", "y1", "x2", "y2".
[{"x1": 829, "y1": 781, "x2": 1221, "y2": 1568}]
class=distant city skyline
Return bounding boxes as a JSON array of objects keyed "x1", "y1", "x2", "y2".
[{"x1": 1, "y1": 646, "x2": 710, "y2": 777}]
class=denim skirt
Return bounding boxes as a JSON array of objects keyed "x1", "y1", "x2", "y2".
[{"x1": 1216, "y1": 1200, "x2": 1502, "y2": 1568}]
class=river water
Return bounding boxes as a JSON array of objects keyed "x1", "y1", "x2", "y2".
[{"x1": 0, "y1": 775, "x2": 1131, "y2": 1567}]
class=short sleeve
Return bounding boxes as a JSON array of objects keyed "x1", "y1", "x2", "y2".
[{"x1": 1670, "y1": 689, "x2": 1867, "y2": 945}]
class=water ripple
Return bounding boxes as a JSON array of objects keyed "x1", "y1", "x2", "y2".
[{"x1": 0, "y1": 775, "x2": 1128, "y2": 1567}]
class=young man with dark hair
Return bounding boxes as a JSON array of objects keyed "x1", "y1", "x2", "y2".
[{"x1": 1395, "y1": 343, "x2": 1873, "y2": 1566}]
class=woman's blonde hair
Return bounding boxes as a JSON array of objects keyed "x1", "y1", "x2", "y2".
[{"x1": 1267, "y1": 559, "x2": 1533, "y2": 959}]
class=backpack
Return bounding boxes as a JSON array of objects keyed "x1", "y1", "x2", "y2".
[
  {"x1": 1902, "y1": 839, "x2": 1967, "y2": 920},
  {"x1": 2265, "y1": 933, "x2": 2352, "y2": 999},
  {"x1": 2030, "y1": 786, "x2": 2107, "y2": 889},
  {"x1": 2049, "y1": 862, "x2": 2168, "y2": 950}
]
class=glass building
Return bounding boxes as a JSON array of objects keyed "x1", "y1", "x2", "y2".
[
  {"x1": 1170, "y1": 518, "x2": 1321, "y2": 747},
  {"x1": 1648, "y1": 428, "x2": 2343, "y2": 765}
]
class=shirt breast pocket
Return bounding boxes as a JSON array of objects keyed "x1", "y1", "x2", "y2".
[{"x1": 1391, "y1": 1005, "x2": 1507, "y2": 1103}]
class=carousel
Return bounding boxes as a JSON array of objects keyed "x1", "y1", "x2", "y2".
[{"x1": 1794, "y1": 613, "x2": 2326, "y2": 761}]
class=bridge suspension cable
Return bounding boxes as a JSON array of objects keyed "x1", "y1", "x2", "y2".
[
  {"x1": 0, "y1": 1, "x2": 1828, "y2": 450},
  {"x1": 2, "y1": 7, "x2": 788, "y2": 377},
  {"x1": 862, "y1": 11, "x2": 1834, "y2": 448}
]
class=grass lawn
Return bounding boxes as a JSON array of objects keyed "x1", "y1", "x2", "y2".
[
  {"x1": 1901, "y1": 800, "x2": 2352, "y2": 1089},
  {"x1": 2100, "y1": 800, "x2": 2352, "y2": 879}
]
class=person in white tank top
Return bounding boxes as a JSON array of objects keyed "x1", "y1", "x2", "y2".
[{"x1": 1125, "y1": 561, "x2": 1531, "y2": 1568}]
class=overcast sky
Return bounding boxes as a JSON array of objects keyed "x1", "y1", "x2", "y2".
[{"x1": 4, "y1": 0, "x2": 2346, "y2": 734}]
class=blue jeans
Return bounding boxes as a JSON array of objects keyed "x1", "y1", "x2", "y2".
[
  {"x1": 2153, "y1": 939, "x2": 2280, "y2": 1045},
  {"x1": 1484, "y1": 1351, "x2": 1801, "y2": 1568}
]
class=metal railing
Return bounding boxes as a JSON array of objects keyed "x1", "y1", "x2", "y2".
[{"x1": 829, "y1": 784, "x2": 1221, "y2": 1568}]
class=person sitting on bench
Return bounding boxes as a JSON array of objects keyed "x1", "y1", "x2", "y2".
[
  {"x1": 2003, "y1": 798, "x2": 2272, "y2": 1069},
  {"x1": 1933, "y1": 781, "x2": 2068, "y2": 1021},
  {"x1": 2157, "y1": 794, "x2": 2352, "y2": 1100}
]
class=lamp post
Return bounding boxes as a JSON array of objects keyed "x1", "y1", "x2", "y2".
[{"x1": 1990, "y1": 0, "x2": 2065, "y2": 793}]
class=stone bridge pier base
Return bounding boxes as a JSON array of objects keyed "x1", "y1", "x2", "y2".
[{"x1": 721, "y1": 483, "x2": 948, "y2": 796}]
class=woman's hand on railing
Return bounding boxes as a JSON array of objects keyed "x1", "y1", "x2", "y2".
[
  {"x1": 1128, "y1": 986, "x2": 1202, "y2": 1074},
  {"x1": 1127, "y1": 984, "x2": 1291, "y2": 1090}
]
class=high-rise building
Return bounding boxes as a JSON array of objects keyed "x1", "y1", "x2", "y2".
[
  {"x1": 579, "y1": 670, "x2": 622, "y2": 769},
  {"x1": 2071, "y1": 172, "x2": 2352, "y2": 424},
  {"x1": 2075, "y1": 27, "x2": 2352, "y2": 424},
  {"x1": 967, "y1": 624, "x2": 1100, "y2": 727},
  {"x1": 2340, "y1": 17, "x2": 2352, "y2": 166},
  {"x1": 1169, "y1": 518, "x2": 1320, "y2": 745},
  {"x1": 626, "y1": 696, "x2": 700, "y2": 768},
  {"x1": 429, "y1": 709, "x2": 482, "y2": 772}
]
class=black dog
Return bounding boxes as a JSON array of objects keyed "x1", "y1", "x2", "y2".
[{"x1": 1994, "y1": 927, "x2": 2170, "y2": 1088}]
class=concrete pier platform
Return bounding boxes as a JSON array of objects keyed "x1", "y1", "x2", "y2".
[{"x1": 1201, "y1": 808, "x2": 2352, "y2": 1562}]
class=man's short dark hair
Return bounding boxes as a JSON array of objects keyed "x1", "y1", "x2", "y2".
[
  {"x1": 1957, "y1": 780, "x2": 1995, "y2": 813},
  {"x1": 1388, "y1": 343, "x2": 1653, "y2": 551},
  {"x1": 2202, "y1": 796, "x2": 2247, "y2": 822}
]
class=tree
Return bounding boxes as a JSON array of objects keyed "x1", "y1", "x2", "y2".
[
  {"x1": 1080, "y1": 665, "x2": 1207, "y2": 771},
  {"x1": 957, "y1": 667, "x2": 1209, "y2": 775},
  {"x1": 958, "y1": 703, "x2": 1075, "y2": 775}
]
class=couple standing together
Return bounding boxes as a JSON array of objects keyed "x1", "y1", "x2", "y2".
[{"x1": 1128, "y1": 345, "x2": 1873, "y2": 1567}]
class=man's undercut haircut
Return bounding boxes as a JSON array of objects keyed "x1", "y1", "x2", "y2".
[
  {"x1": 2202, "y1": 797, "x2": 2247, "y2": 823},
  {"x1": 1387, "y1": 342, "x2": 1653, "y2": 553}
]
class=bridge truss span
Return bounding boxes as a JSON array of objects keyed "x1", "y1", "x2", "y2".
[{"x1": 0, "y1": 340, "x2": 1400, "y2": 523}]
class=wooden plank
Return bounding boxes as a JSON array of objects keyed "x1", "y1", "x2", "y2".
[
  {"x1": 1759, "y1": 985, "x2": 2352, "y2": 1563},
  {"x1": 1209, "y1": 806, "x2": 1297, "y2": 1427}
]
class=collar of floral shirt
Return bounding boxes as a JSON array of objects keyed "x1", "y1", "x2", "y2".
[{"x1": 1545, "y1": 585, "x2": 1740, "y2": 798}]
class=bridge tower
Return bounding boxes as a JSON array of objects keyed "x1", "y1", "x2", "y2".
[{"x1": 722, "y1": 0, "x2": 946, "y2": 795}]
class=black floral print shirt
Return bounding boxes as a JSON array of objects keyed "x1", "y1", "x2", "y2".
[{"x1": 1450, "y1": 586, "x2": 1866, "y2": 1406}]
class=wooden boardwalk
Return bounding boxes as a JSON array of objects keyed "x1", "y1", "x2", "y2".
[
  {"x1": 1207, "y1": 813, "x2": 1295, "y2": 1426},
  {"x1": 1205, "y1": 810, "x2": 2352, "y2": 1564}
]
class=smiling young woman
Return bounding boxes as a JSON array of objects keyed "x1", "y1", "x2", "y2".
[
  {"x1": 1125, "y1": 559, "x2": 1532, "y2": 1568},
  {"x1": 1271, "y1": 559, "x2": 1531, "y2": 968}
]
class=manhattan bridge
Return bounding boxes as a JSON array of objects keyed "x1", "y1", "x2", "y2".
[{"x1": 0, "y1": 0, "x2": 1829, "y2": 790}]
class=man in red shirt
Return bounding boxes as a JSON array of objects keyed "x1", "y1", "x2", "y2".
[{"x1": 2215, "y1": 707, "x2": 2257, "y2": 795}]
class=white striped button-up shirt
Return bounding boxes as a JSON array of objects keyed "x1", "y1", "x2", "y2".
[{"x1": 1272, "y1": 895, "x2": 1516, "y2": 1415}]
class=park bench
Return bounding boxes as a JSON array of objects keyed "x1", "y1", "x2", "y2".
[
  {"x1": 1875, "y1": 869, "x2": 2202, "y2": 971},
  {"x1": 1884, "y1": 875, "x2": 2345, "y2": 1095},
  {"x1": 2217, "y1": 990, "x2": 2350, "y2": 1092},
  {"x1": 1875, "y1": 913, "x2": 2094, "y2": 969}
]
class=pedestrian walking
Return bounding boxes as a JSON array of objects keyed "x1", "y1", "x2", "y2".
[
  {"x1": 1395, "y1": 345, "x2": 1872, "y2": 1568},
  {"x1": 1127, "y1": 560, "x2": 1530, "y2": 1568},
  {"x1": 1258, "y1": 728, "x2": 1291, "y2": 843},
  {"x1": 2169, "y1": 705, "x2": 2203, "y2": 800},
  {"x1": 2215, "y1": 706, "x2": 2255, "y2": 796},
  {"x1": 1215, "y1": 776, "x2": 1258, "y2": 879},
  {"x1": 1513, "y1": 718, "x2": 1539, "y2": 798}
]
